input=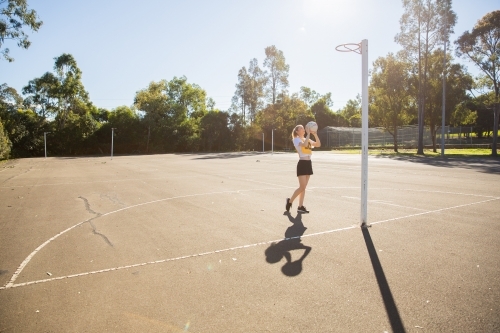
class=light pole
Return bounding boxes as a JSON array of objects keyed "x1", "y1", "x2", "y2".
[
  {"x1": 441, "y1": 11, "x2": 448, "y2": 157},
  {"x1": 111, "y1": 128, "x2": 116, "y2": 160},
  {"x1": 262, "y1": 133, "x2": 264, "y2": 152},
  {"x1": 44, "y1": 132, "x2": 51, "y2": 158},
  {"x1": 271, "y1": 129, "x2": 274, "y2": 155}
]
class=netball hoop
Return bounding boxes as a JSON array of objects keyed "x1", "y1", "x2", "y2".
[
  {"x1": 336, "y1": 39, "x2": 369, "y2": 227},
  {"x1": 335, "y1": 43, "x2": 362, "y2": 54}
]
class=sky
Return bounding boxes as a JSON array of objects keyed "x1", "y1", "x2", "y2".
[{"x1": 1, "y1": 0, "x2": 498, "y2": 112}]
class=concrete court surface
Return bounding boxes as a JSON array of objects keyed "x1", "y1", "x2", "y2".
[{"x1": 0, "y1": 151, "x2": 499, "y2": 333}]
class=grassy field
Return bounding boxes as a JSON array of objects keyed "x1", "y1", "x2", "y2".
[{"x1": 330, "y1": 148, "x2": 499, "y2": 157}]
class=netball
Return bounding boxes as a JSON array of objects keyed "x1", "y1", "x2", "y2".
[{"x1": 306, "y1": 121, "x2": 318, "y2": 132}]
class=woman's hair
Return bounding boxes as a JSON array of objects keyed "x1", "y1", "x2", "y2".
[{"x1": 291, "y1": 125, "x2": 302, "y2": 139}]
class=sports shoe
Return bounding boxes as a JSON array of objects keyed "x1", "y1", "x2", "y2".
[
  {"x1": 285, "y1": 198, "x2": 292, "y2": 212},
  {"x1": 297, "y1": 206, "x2": 309, "y2": 213}
]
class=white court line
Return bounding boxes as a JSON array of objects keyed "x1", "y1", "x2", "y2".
[
  {"x1": 1, "y1": 188, "x2": 498, "y2": 290},
  {"x1": 2, "y1": 197, "x2": 496, "y2": 290},
  {"x1": 0, "y1": 169, "x2": 290, "y2": 189},
  {"x1": 341, "y1": 196, "x2": 428, "y2": 211},
  {"x1": 369, "y1": 197, "x2": 500, "y2": 226}
]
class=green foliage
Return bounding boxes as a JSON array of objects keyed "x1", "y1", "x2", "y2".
[
  {"x1": 339, "y1": 95, "x2": 361, "y2": 126},
  {"x1": 310, "y1": 99, "x2": 345, "y2": 128},
  {"x1": 263, "y1": 45, "x2": 289, "y2": 105},
  {"x1": 134, "y1": 77, "x2": 208, "y2": 153},
  {"x1": 455, "y1": 10, "x2": 500, "y2": 99},
  {"x1": 0, "y1": 118, "x2": 11, "y2": 159},
  {"x1": 369, "y1": 53, "x2": 414, "y2": 151},
  {"x1": 451, "y1": 102, "x2": 477, "y2": 127},
  {"x1": 424, "y1": 50, "x2": 473, "y2": 150},
  {"x1": 256, "y1": 94, "x2": 312, "y2": 149},
  {"x1": 22, "y1": 72, "x2": 59, "y2": 119},
  {"x1": 456, "y1": 10, "x2": 500, "y2": 155},
  {"x1": 0, "y1": 0, "x2": 43, "y2": 62},
  {"x1": 200, "y1": 110, "x2": 231, "y2": 151}
]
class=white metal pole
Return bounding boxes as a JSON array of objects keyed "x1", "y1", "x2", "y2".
[
  {"x1": 262, "y1": 133, "x2": 264, "y2": 152},
  {"x1": 361, "y1": 39, "x2": 369, "y2": 226},
  {"x1": 44, "y1": 132, "x2": 50, "y2": 158},
  {"x1": 441, "y1": 15, "x2": 447, "y2": 157},
  {"x1": 272, "y1": 129, "x2": 274, "y2": 154},
  {"x1": 111, "y1": 128, "x2": 115, "y2": 160}
]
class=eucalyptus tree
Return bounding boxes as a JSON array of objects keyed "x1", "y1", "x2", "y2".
[
  {"x1": 0, "y1": 0, "x2": 42, "y2": 62},
  {"x1": 395, "y1": 0, "x2": 456, "y2": 154},
  {"x1": 424, "y1": 50, "x2": 473, "y2": 151},
  {"x1": 369, "y1": 53, "x2": 413, "y2": 151},
  {"x1": 246, "y1": 58, "x2": 266, "y2": 124},
  {"x1": 256, "y1": 94, "x2": 311, "y2": 149},
  {"x1": 135, "y1": 77, "x2": 209, "y2": 152},
  {"x1": 22, "y1": 72, "x2": 59, "y2": 119},
  {"x1": 339, "y1": 95, "x2": 362, "y2": 127},
  {"x1": 263, "y1": 45, "x2": 289, "y2": 105},
  {"x1": 455, "y1": 10, "x2": 500, "y2": 156},
  {"x1": 232, "y1": 67, "x2": 250, "y2": 124}
]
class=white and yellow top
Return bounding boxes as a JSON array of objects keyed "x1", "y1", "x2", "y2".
[{"x1": 293, "y1": 137, "x2": 313, "y2": 159}]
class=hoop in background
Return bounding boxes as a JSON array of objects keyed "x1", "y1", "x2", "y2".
[{"x1": 335, "y1": 43, "x2": 362, "y2": 54}]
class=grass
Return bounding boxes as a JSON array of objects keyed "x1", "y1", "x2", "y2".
[{"x1": 329, "y1": 148, "x2": 498, "y2": 157}]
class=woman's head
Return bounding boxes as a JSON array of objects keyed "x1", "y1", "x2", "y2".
[{"x1": 291, "y1": 125, "x2": 304, "y2": 139}]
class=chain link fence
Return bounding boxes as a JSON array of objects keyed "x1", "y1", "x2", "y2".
[{"x1": 318, "y1": 125, "x2": 477, "y2": 149}]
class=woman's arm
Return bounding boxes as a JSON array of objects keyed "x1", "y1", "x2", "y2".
[
  {"x1": 310, "y1": 132, "x2": 321, "y2": 147},
  {"x1": 297, "y1": 131, "x2": 311, "y2": 147}
]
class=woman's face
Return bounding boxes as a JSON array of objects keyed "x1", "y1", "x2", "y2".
[{"x1": 296, "y1": 125, "x2": 305, "y2": 136}]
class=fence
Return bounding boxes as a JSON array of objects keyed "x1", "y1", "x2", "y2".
[{"x1": 318, "y1": 125, "x2": 476, "y2": 149}]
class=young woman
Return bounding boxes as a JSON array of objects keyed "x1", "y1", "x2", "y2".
[{"x1": 286, "y1": 124, "x2": 321, "y2": 213}]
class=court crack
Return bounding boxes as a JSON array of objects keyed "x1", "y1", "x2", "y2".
[{"x1": 78, "y1": 196, "x2": 113, "y2": 247}]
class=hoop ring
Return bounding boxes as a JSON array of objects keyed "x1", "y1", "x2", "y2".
[{"x1": 335, "y1": 43, "x2": 362, "y2": 54}]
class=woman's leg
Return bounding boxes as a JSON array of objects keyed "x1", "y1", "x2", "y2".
[
  {"x1": 298, "y1": 175, "x2": 310, "y2": 206},
  {"x1": 290, "y1": 175, "x2": 309, "y2": 205}
]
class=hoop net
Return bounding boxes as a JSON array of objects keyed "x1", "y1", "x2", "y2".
[{"x1": 335, "y1": 43, "x2": 361, "y2": 54}]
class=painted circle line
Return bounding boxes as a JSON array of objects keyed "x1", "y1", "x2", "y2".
[{"x1": 1, "y1": 187, "x2": 498, "y2": 290}]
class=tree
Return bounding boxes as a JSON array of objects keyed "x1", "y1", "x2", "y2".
[
  {"x1": 455, "y1": 10, "x2": 500, "y2": 156},
  {"x1": 22, "y1": 72, "x2": 59, "y2": 119},
  {"x1": 200, "y1": 110, "x2": 231, "y2": 151},
  {"x1": 300, "y1": 86, "x2": 333, "y2": 107},
  {"x1": 52, "y1": 54, "x2": 90, "y2": 129},
  {"x1": 256, "y1": 94, "x2": 312, "y2": 149},
  {"x1": 310, "y1": 98, "x2": 339, "y2": 129},
  {"x1": 90, "y1": 106, "x2": 142, "y2": 155},
  {"x1": 135, "y1": 77, "x2": 209, "y2": 153},
  {"x1": 0, "y1": 117, "x2": 11, "y2": 159},
  {"x1": 232, "y1": 67, "x2": 250, "y2": 124},
  {"x1": 0, "y1": 0, "x2": 42, "y2": 62},
  {"x1": 246, "y1": 58, "x2": 266, "y2": 123},
  {"x1": 369, "y1": 53, "x2": 414, "y2": 152},
  {"x1": 263, "y1": 45, "x2": 289, "y2": 104},
  {"x1": 339, "y1": 95, "x2": 362, "y2": 127},
  {"x1": 0, "y1": 83, "x2": 42, "y2": 157},
  {"x1": 395, "y1": 0, "x2": 456, "y2": 154},
  {"x1": 424, "y1": 50, "x2": 473, "y2": 151}
]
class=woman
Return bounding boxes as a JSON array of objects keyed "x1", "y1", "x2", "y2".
[{"x1": 286, "y1": 124, "x2": 321, "y2": 213}]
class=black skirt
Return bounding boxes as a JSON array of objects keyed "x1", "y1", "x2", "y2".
[{"x1": 297, "y1": 160, "x2": 313, "y2": 177}]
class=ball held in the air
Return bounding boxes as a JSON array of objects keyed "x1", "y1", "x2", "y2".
[{"x1": 306, "y1": 121, "x2": 318, "y2": 132}]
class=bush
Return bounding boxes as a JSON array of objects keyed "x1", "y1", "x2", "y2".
[{"x1": 0, "y1": 120, "x2": 12, "y2": 160}]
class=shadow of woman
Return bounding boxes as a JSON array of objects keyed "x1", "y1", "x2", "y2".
[{"x1": 265, "y1": 212, "x2": 312, "y2": 277}]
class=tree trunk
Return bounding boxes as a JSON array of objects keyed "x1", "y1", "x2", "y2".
[
  {"x1": 430, "y1": 124, "x2": 437, "y2": 152},
  {"x1": 492, "y1": 104, "x2": 499, "y2": 157},
  {"x1": 393, "y1": 125, "x2": 398, "y2": 152}
]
